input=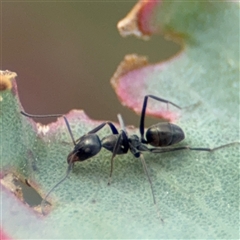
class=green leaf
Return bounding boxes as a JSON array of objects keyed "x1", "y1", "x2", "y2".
[{"x1": 1, "y1": 1, "x2": 239, "y2": 239}]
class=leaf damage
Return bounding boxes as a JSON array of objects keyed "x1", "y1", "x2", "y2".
[
  {"x1": 0, "y1": 71, "x2": 16, "y2": 91},
  {"x1": 118, "y1": 0, "x2": 161, "y2": 39}
]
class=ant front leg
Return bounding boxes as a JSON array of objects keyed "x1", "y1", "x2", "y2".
[
  {"x1": 139, "y1": 95, "x2": 181, "y2": 143},
  {"x1": 101, "y1": 114, "x2": 129, "y2": 185},
  {"x1": 74, "y1": 121, "x2": 119, "y2": 144},
  {"x1": 87, "y1": 122, "x2": 118, "y2": 135},
  {"x1": 107, "y1": 130, "x2": 129, "y2": 185}
]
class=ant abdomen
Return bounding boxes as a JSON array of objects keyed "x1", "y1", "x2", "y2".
[{"x1": 146, "y1": 122, "x2": 185, "y2": 147}]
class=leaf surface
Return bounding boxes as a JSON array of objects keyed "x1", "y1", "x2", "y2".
[{"x1": 1, "y1": 1, "x2": 239, "y2": 239}]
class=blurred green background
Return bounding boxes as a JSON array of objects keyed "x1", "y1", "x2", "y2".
[{"x1": 2, "y1": 1, "x2": 180, "y2": 126}]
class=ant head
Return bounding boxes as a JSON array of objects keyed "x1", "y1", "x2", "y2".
[
  {"x1": 67, "y1": 151, "x2": 80, "y2": 164},
  {"x1": 67, "y1": 134, "x2": 102, "y2": 163}
]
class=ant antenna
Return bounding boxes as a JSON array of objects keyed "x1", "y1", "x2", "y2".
[
  {"x1": 20, "y1": 111, "x2": 77, "y2": 214},
  {"x1": 41, "y1": 161, "x2": 74, "y2": 215},
  {"x1": 20, "y1": 111, "x2": 76, "y2": 145}
]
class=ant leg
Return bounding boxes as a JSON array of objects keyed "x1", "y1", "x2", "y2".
[
  {"x1": 108, "y1": 130, "x2": 128, "y2": 185},
  {"x1": 149, "y1": 142, "x2": 240, "y2": 153},
  {"x1": 108, "y1": 133, "x2": 122, "y2": 185},
  {"x1": 139, "y1": 95, "x2": 181, "y2": 143},
  {"x1": 74, "y1": 121, "x2": 119, "y2": 143},
  {"x1": 139, "y1": 153, "x2": 156, "y2": 204},
  {"x1": 188, "y1": 141, "x2": 240, "y2": 151},
  {"x1": 20, "y1": 111, "x2": 76, "y2": 145},
  {"x1": 88, "y1": 122, "x2": 118, "y2": 135},
  {"x1": 139, "y1": 153, "x2": 164, "y2": 223},
  {"x1": 107, "y1": 114, "x2": 129, "y2": 185}
]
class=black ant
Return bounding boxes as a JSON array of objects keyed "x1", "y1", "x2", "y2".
[{"x1": 20, "y1": 95, "x2": 239, "y2": 216}]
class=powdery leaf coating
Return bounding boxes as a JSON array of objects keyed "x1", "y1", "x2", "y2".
[
  {"x1": 0, "y1": 70, "x2": 16, "y2": 91},
  {"x1": 114, "y1": 2, "x2": 239, "y2": 127},
  {"x1": 111, "y1": 1, "x2": 239, "y2": 238},
  {"x1": 1, "y1": 1, "x2": 240, "y2": 239},
  {"x1": 0, "y1": 228, "x2": 13, "y2": 240}
]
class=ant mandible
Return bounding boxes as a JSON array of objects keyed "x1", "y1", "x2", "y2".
[{"x1": 20, "y1": 95, "x2": 238, "y2": 215}]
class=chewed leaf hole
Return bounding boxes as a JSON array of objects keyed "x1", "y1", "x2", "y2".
[{"x1": 0, "y1": 173, "x2": 45, "y2": 213}]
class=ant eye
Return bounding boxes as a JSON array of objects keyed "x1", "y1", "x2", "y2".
[{"x1": 84, "y1": 147, "x2": 91, "y2": 153}]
